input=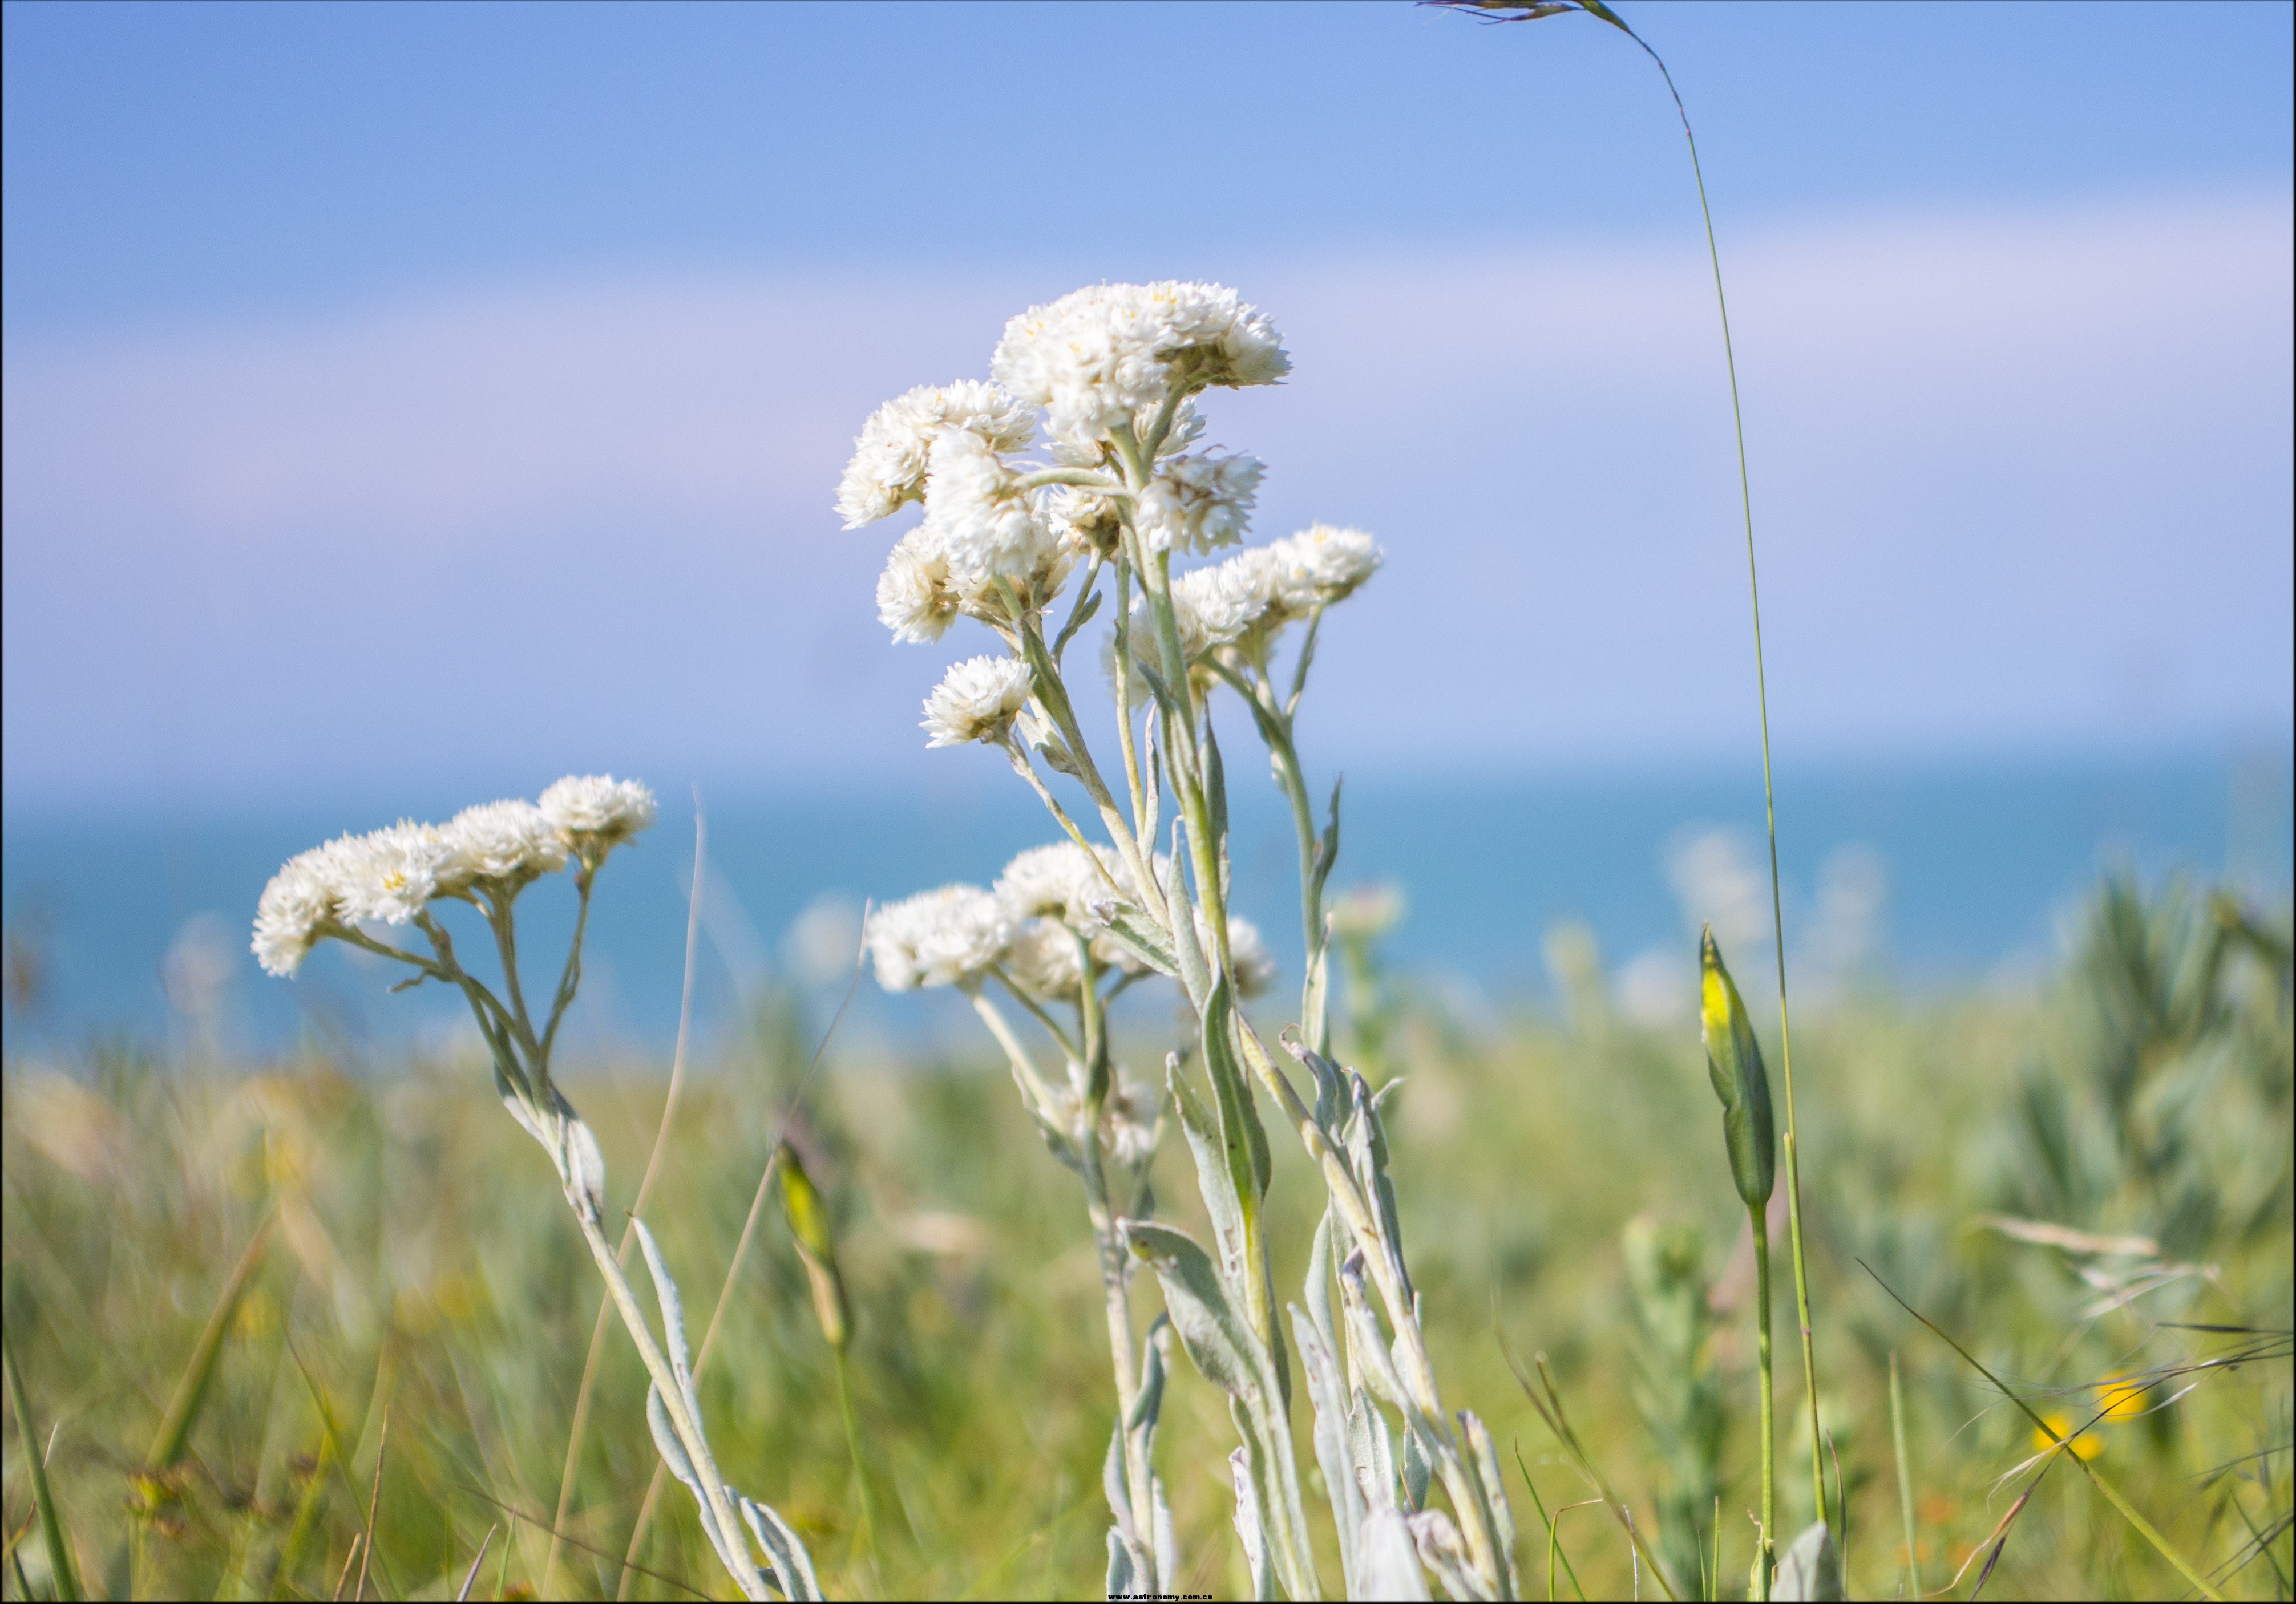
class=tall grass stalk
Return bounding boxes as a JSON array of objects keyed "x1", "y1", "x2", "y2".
[
  {"x1": 1442, "y1": 4, "x2": 1838, "y2": 1562},
  {"x1": 3, "y1": 1322, "x2": 83, "y2": 1602},
  {"x1": 1889, "y1": 1351, "x2": 1919, "y2": 1600},
  {"x1": 1749, "y1": 1204, "x2": 1775, "y2": 1600}
]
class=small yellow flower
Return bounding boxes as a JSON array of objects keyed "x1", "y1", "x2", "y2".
[
  {"x1": 2033, "y1": 1411, "x2": 2103, "y2": 1460},
  {"x1": 2096, "y1": 1373, "x2": 2149, "y2": 1422}
]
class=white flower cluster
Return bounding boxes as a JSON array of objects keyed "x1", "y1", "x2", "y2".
[
  {"x1": 836, "y1": 380, "x2": 1038, "y2": 530},
  {"x1": 866, "y1": 840, "x2": 1275, "y2": 1003},
  {"x1": 1120, "y1": 522, "x2": 1386, "y2": 677},
  {"x1": 991, "y1": 281, "x2": 1290, "y2": 448},
  {"x1": 840, "y1": 282, "x2": 1293, "y2": 743},
  {"x1": 921, "y1": 655, "x2": 1036, "y2": 748},
  {"x1": 1134, "y1": 452, "x2": 1264, "y2": 556},
  {"x1": 252, "y1": 775, "x2": 656, "y2": 977}
]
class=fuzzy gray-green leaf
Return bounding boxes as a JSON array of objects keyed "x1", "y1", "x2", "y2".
[
  {"x1": 1771, "y1": 1520, "x2": 1842, "y2": 1601},
  {"x1": 1122, "y1": 1221, "x2": 1268, "y2": 1409},
  {"x1": 1292, "y1": 1303, "x2": 1364, "y2": 1593}
]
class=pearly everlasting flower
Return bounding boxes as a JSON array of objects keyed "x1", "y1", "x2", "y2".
[
  {"x1": 1134, "y1": 452, "x2": 1263, "y2": 556},
  {"x1": 1103, "y1": 1073, "x2": 1162, "y2": 1169},
  {"x1": 876, "y1": 529, "x2": 960, "y2": 644},
  {"x1": 921, "y1": 654, "x2": 1035, "y2": 748},
  {"x1": 920, "y1": 428, "x2": 1061, "y2": 590},
  {"x1": 1219, "y1": 913, "x2": 1279, "y2": 998},
  {"x1": 1045, "y1": 483, "x2": 1125, "y2": 560},
  {"x1": 1174, "y1": 548, "x2": 1284, "y2": 652},
  {"x1": 539, "y1": 775, "x2": 658, "y2": 856},
  {"x1": 1002, "y1": 917, "x2": 1086, "y2": 1000},
  {"x1": 252, "y1": 842, "x2": 350, "y2": 977},
  {"x1": 337, "y1": 820, "x2": 453, "y2": 926},
  {"x1": 995, "y1": 841, "x2": 1126, "y2": 929},
  {"x1": 864, "y1": 884, "x2": 1012, "y2": 990},
  {"x1": 441, "y1": 799, "x2": 568, "y2": 890},
  {"x1": 991, "y1": 281, "x2": 1290, "y2": 448},
  {"x1": 837, "y1": 380, "x2": 1038, "y2": 528},
  {"x1": 1267, "y1": 522, "x2": 1382, "y2": 614}
]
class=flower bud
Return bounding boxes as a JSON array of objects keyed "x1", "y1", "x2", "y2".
[{"x1": 1700, "y1": 926, "x2": 1776, "y2": 1208}]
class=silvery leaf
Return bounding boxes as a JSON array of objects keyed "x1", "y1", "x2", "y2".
[
  {"x1": 1292, "y1": 1303, "x2": 1364, "y2": 1597},
  {"x1": 1097, "y1": 905, "x2": 1179, "y2": 979},
  {"x1": 631, "y1": 1218, "x2": 698, "y2": 1419},
  {"x1": 647, "y1": 1385, "x2": 739, "y2": 1582},
  {"x1": 1459, "y1": 1411, "x2": 1520, "y2": 1596},
  {"x1": 1129, "y1": 1314, "x2": 1171, "y2": 1443},
  {"x1": 1306, "y1": 1208, "x2": 1340, "y2": 1355},
  {"x1": 1406, "y1": 1508, "x2": 1486, "y2": 1602},
  {"x1": 1400, "y1": 1420, "x2": 1433, "y2": 1515},
  {"x1": 1351, "y1": 1387, "x2": 1400, "y2": 1519},
  {"x1": 1103, "y1": 1423, "x2": 1135, "y2": 1541},
  {"x1": 1357, "y1": 1508, "x2": 1432, "y2": 1602},
  {"x1": 1337, "y1": 1252, "x2": 1411, "y2": 1415},
  {"x1": 1230, "y1": 1444, "x2": 1276, "y2": 1602},
  {"x1": 1151, "y1": 1475, "x2": 1177, "y2": 1595},
  {"x1": 1168, "y1": 1056, "x2": 1250, "y2": 1298},
  {"x1": 1771, "y1": 1521, "x2": 1842, "y2": 1601},
  {"x1": 737, "y1": 1493, "x2": 823, "y2": 1601},
  {"x1": 1293, "y1": 1039, "x2": 1348, "y2": 1137},
  {"x1": 1106, "y1": 1527, "x2": 1148, "y2": 1599},
  {"x1": 1122, "y1": 1222, "x2": 1268, "y2": 1410}
]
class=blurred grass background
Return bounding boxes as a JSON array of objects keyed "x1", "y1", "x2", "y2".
[{"x1": 3, "y1": 872, "x2": 2289, "y2": 1601}]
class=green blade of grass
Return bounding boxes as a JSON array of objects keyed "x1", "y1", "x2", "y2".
[
  {"x1": 1889, "y1": 1351, "x2": 1921, "y2": 1600},
  {"x1": 147, "y1": 1212, "x2": 274, "y2": 1471},
  {"x1": 1858, "y1": 1259, "x2": 2228, "y2": 1601},
  {"x1": 3, "y1": 1323, "x2": 84, "y2": 1602}
]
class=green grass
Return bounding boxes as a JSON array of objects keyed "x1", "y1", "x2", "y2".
[{"x1": 2, "y1": 877, "x2": 2290, "y2": 1599}]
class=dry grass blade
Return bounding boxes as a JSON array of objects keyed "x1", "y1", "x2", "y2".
[
  {"x1": 147, "y1": 1212, "x2": 274, "y2": 1471},
  {"x1": 545, "y1": 798, "x2": 710, "y2": 1596},
  {"x1": 331, "y1": 1533, "x2": 364, "y2": 1603},
  {"x1": 1858, "y1": 1259, "x2": 2228, "y2": 1601},
  {"x1": 1495, "y1": 1322, "x2": 1680, "y2": 1601},
  {"x1": 355, "y1": 1404, "x2": 388, "y2": 1601},
  {"x1": 2, "y1": 1324, "x2": 83, "y2": 1602},
  {"x1": 456, "y1": 1524, "x2": 498, "y2": 1602},
  {"x1": 455, "y1": 1480, "x2": 714, "y2": 1601}
]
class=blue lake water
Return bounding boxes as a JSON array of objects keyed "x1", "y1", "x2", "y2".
[{"x1": 3, "y1": 750, "x2": 2288, "y2": 1062}]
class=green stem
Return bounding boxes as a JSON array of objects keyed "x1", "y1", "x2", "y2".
[
  {"x1": 1751, "y1": 1202, "x2": 1774, "y2": 1603},
  {"x1": 3, "y1": 1326, "x2": 82, "y2": 1602},
  {"x1": 1622, "y1": 15, "x2": 1830, "y2": 1540},
  {"x1": 1890, "y1": 1350, "x2": 1919, "y2": 1601},
  {"x1": 835, "y1": 1350, "x2": 880, "y2": 1578}
]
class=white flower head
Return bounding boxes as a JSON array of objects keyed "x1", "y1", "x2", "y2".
[
  {"x1": 337, "y1": 820, "x2": 452, "y2": 926},
  {"x1": 876, "y1": 528, "x2": 960, "y2": 645},
  {"x1": 1104, "y1": 1072, "x2": 1162, "y2": 1169},
  {"x1": 994, "y1": 841, "x2": 1123, "y2": 928},
  {"x1": 253, "y1": 841, "x2": 352, "y2": 977},
  {"x1": 1135, "y1": 453, "x2": 1263, "y2": 556},
  {"x1": 838, "y1": 380, "x2": 1037, "y2": 529},
  {"x1": 1174, "y1": 548, "x2": 1285, "y2": 653},
  {"x1": 1220, "y1": 913, "x2": 1279, "y2": 999},
  {"x1": 864, "y1": 884, "x2": 1012, "y2": 991},
  {"x1": 991, "y1": 281, "x2": 1290, "y2": 448},
  {"x1": 922, "y1": 654, "x2": 1035, "y2": 748},
  {"x1": 1002, "y1": 917, "x2": 1085, "y2": 1001},
  {"x1": 441, "y1": 799, "x2": 569, "y2": 891},
  {"x1": 539, "y1": 775, "x2": 658, "y2": 861},
  {"x1": 919, "y1": 427, "x2": 1061, "y2": 593},
  {"x1": 1268, "y1": 522, "x2": 1383, "y2": 614}
]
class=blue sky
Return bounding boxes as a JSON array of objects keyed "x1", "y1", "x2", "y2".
[{"x1": 4, "y1": 0, "x2": 2291, "y2": 811}]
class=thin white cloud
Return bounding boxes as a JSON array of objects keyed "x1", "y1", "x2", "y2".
[{"x1": 3, "y1": 192, "x2": 2288, "y2": 801}]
